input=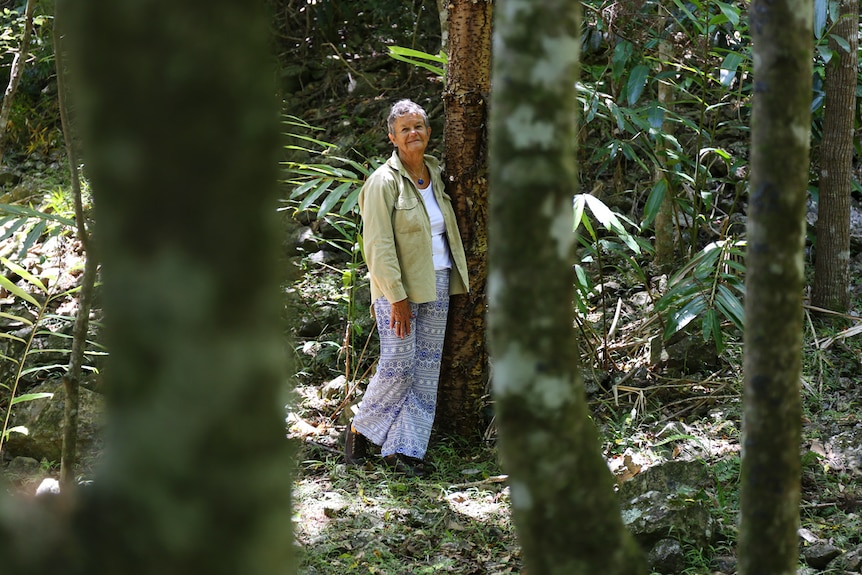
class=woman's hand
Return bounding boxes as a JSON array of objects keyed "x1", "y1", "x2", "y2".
[{"x1": 390, "y1": 298, "x2": 412, "y2": 338}]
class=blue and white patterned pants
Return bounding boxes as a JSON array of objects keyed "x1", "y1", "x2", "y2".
[{"x1": 353, "y1": 270, "x2": 450, "y2": 459}]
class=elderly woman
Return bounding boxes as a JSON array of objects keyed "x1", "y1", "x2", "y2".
[{"x1": 345, "y1": 99, "x2": 469, "y2": 477}]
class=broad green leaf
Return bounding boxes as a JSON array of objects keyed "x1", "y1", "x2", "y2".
[
  {"x1": 0, "y1": 203, "x2": 76, "y2": 226},
  {"x1": 642, "y1": 179, "x2": 667, "y2": 228},
  {"x1": 664, "y1": 295, "x2": 707, "y2": 338},
  {"x1": 0, "y1": 332, "x2": 27, "y2": 344},
  {"x1": 10, "y1": 392, "x2": 54, "y2": 405},
  {"x1": 0, "y1": 310, "x2": 33, "y2": 325},
  {"x1": 647, "y1": 104, "x2": 664, "y2": 130},
  {"x1": 388, "y1": 46, "x2": 446, "y2": 77},
  {"x1": 18, "y1": 220, "x2": 48, "y2": 259},
  {"x1": 715, "y1": 283, "x2": 745, "y2": 329},
  {"x1": 339, "y1": 187, "x2": 362, "y2": 216},
  {"x1": 19, "y1": 364, "x2": 69, "y2": 377},
  {"x1": 3, "y1": 426, "x2": 28, "y2": 438},
  {"x1": 702, "y1": 308, "x2": 716, "y2": 342},
  {"x1": 1, "y1": 256, "x2": 47, "y2": 292},
  {"x1": 829, "y1": 33, "x2": 851, "y2": 54},
  {"x1": 580, "y1": 194, "x2": 641, "y2": 254},
  {"x1": 297, "y1": 180, "x2": 332, "y2": 212},
  {"x1": 814, "y1": 0, "x2": 828, "y2": 38},
  {"x1": 715, "y1": 0, "x2": 740, "y2": 26},
  {"x1": 317, "y1": 181, "x2": 352, "y2": 216},
  {"x1": 817, "y1": 44, "x2": 834, "y2": 64},
  {"x1": 0, "y1": 274, "x2": 39, "y2": 306},
  {"x1": 289, "y1": 178, "x2": 321, "y2": 199},
  {"x1": 627, "y1": 64, "x2": 650, "y2": 106},
  {"x1": 0, "y1": 217, "x2": 26, "y2": 242},
  {"x1": 719, "y1": 52, "x2": 745, "y2": 87}
]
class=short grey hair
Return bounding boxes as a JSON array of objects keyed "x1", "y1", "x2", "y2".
[{"x1": 387, "y1": 99, "x2": 429, "y2": 135}]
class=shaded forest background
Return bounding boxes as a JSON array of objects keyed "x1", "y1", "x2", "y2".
[{"x1": 0, "y1": 0, "x2": 860, "y2": 574}]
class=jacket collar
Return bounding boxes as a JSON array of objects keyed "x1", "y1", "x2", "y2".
[{"x1": 387, "y1": 150, "x2": 441, "y2": 177}]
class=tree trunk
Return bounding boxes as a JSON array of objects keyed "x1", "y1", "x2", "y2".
[
  {"x1": 488, "y1": 2, "x2": 646, "y2": 574},
  {"x1": 438, "y1": 0, "x2": 492, "y2": 438},
  {"x1": 739, "y1": 0, "x2": 812, "y2": 573},
  {"x1": 0, "y1": 0, "x2": 36, "y2": 164},
  {"x1": 54, "y1": 0, "x2": 97, "y2": 491},
  {"x1": 811, "y1": 0, "x2": 858, "y2": 313},
  {"x1": 0, "y1": 1, "x2": 296, "y2": 574},
  {"x1": 435, "y1": 0, "x2": 449, "y2": 54}
]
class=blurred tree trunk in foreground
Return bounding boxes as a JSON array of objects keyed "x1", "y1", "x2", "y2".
[
  {"x1": 438, "y1": 0, "x2": 492, "y2": 439},
  {"x1": 812, "y1": 0, "x2": 858, "y2": 313},
  {"x1": 0, "y1": 1, "x2": 295, "y2": 574},
  {"x1": 739, "y1": 0, "x2": 812, "y2": 573},
  {"x1": 488, "y1": 1, "x2": 646, "y2": 573}
]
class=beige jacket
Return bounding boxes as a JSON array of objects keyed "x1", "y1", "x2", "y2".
[{"x1": 358, "y1": 151, "x2": 469, "y2": 307}]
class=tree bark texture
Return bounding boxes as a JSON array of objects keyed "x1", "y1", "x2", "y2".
[
  {"x1": 0, "y1": 0, "x2": 36, "y2": 164},
  {"x1": 0, "y1": 2, "x2": 295, "y2": 574},
  {"x1": 54, "y1": 0, "x2": 96, "y2": 491},
  {"x1": 811, "y1": 0, "x2": 858, "y2": 313},
  {"x1": 438, "y1": 0, "x2": 492, "y2": 438},
  {"x1": 739, "y1": 1, "x2": 812, "y2": 574},
  {"x1": 488, "y1": 2, "x2": 646, "y2": 574}
]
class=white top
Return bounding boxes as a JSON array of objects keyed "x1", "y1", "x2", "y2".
[{"x1": 418, "y1": 181, "x2": 452, "y2": 271}]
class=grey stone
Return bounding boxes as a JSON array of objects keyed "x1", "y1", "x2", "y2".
[
  {"x1": 4, "y1": 379, "x2": 104, "y2": 466},
  {"x1": 5, "y1": 456, "x2": 41, "y2": 476},
  {"x1": 619, "y1": 461, "x2": 716, "y2": 550},
  {"x1": 827, "y1": 544, "x2": 862, "y2": 572},
  {"x1": 647, "y1": 538, "x2": 686, "y2": 574},
  {"x1": 618, "y1": 459, "x2": 713, "y2": 501},
  {"x1": 664, "y1": 334, "x2": 720, "y2": 373},
  {"x1": 801, "y1": 543, "x2": 842, "y2": 569}
]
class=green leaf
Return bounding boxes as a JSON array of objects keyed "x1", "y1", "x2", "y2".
[
  {"x1": 0, "y1": 203, "x2": 76, "y2": 226},
  {"x1": 1, "y1": 256, "x2": 47, "y2": 293},
  {"x1": 719, "y1": 52, "x2": 745, "y2": 87},
  {"x1": 289, "y1": 178, "x2": 322, "y2": 199},
  {"x1": 0, "y1": 332, "x2": 27, "y2": 344},
  {"x1": 10, "y1": 392, "x2": 53, "y2": 405},
  {"x1": 18, "y1": 220, "x2": 48, "y2": 259},
  {"x1": 2, "y1": 426, "x2": 29, "y2": 439},
  {"x1": 339, "y1": 186, "x2": 362, "y2": 216},
  {"x1": 714, "y1": 0, "x2": 740, "y2": 26},
  {"x1": 715, "y1": 283, "x2": 745, "y2": 329},
  {"x1": 702, "y1": 308, "x2": 716, "y2": 342},
  {"x1": 387, "y1": 46, "x2": 446, "y2": 77},
  {"x1": 580, "y1": 194, "x2": 641, "y2": 254},
  {"x1": 626, "y1": 64, "x2": 650, "y2": 106},
  {"x1": 317, "y1": 181, "x2": 352, "y2": 216},
  {"x1": 664, "y1": 295, "x2": 707, "y2": 339},
  {"x1": 297, "y1": 180, "x2": 333, "y2": 212},
  {"x1": 0, "y1": 273, "x2": 39, "y2": 306},
  {"x1": 642, "y1": 179, "x2": 667, "y2": 228},
  {"x1": 829, "y1": 33, "x2": 851, "y2": 54},
  {"x1": 0, "y1": 310, "x2": 33, "y2": 325},
  {"x1": 814, "y1": 0, "x2": 828, "y2": 38}
]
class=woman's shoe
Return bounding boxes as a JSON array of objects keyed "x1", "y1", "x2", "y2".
[
  {"x1": 344, "y1": 423, "x2": 367, "y2": 465},
  {"x1": 382, "y1": 453, "x2": 428, "y2": 478}
]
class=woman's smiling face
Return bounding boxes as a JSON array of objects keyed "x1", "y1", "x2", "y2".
[{"x1": 388, "y1": 113, "x2": 430, "y2": 153}]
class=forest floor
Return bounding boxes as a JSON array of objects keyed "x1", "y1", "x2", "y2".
[{"x1": 288, "y1": 253, "x2": 862, "y2": 575}]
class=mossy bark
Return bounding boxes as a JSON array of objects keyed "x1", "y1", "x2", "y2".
[
  {"x1": 438, "y1": 0, "x2": 492, "y2": 439},
  {"x1": 812, "y1": 0, "x2": 858, "y2": 313},
  {"x1": 488, "y1": 2, "x2": 645, "y2": 573},
  {"x1": 0, "y1": 1, "x2": 295, "y2": 574},
  {"x1": 739, "y1": 1, "x2": 812, "y2": 573}
]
